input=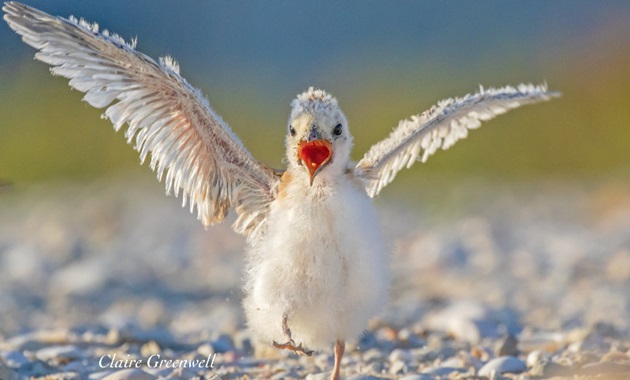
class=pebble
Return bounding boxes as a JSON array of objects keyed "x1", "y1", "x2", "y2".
[
  {"x1": 397, "y1": 328, "x2": 426, "y2": 348},
  {"x1": 62, "y1": 360, "x2": 91, "y2": 374},
  {"x1": 389, "y1": 359, "x2": 407, "y2": 374},
  {"x1": 0, "y1": 363, "x2": 17, "y2": 380},
  {"x1": 0, "y1": 350, "x2": 31, "y2": 369},
  {"x1": 421, "y1": 366, "x2": 466, "y2": 376},
  {"x1": 102, "y1": 368, "x2": 158, "y2": 380},
  {"x1": 197, "y1": 342, "x2": 215, "y2": 357},
  {"x1": 363, "y1": 360, "x2": 384, "y2": 373},
  {"x1": 362, "y1": 348, "x2": 382, "y2": 363},
  {"x1": 496, "y1": 334, "x2": 519, "y2": 357},
  {"x1": 424, "y1": 300, "x2": 506, "y2": 343},
  {"x1": 478, "y1": 356, "x2": 527, "y2": 377},
  {"x1": 398, "y1": 376, "x2": 433, "y2": 380},
  {"x1": 458, "y1": 351, "x2": 485, "y2": 370},
  {"x1": 36, "y1": 345, "x2": 82, "y2": 362},
  {"x1": 471, "y1": 345, "x2": 493, "y2": 361},
  {"x1": 105, "y1": 329, "x2": 122, "y2": 345},
  {"x1": 233, "y1": 330, "x2": 253, "y2": 354},
  {"x1": 389, "y1": 348, "x2": 412, "y2": 363},
  {"x1": 6, "y1": 330, "x2": 69, "y2": 351},
  {"x1": 526, "y1": 350, "x2": 550, "y2": 367},
  {"x1": 140, "y1": 341, "x2": 161, "y2": 356},
  {"x1": 439, "y1": 356, "x2": 465, "y2": 368},
  {"x1": 435, "y1": 346, "x2": 457, "y2": 360},
  {"x1": 211, "y1": 334, "x2": 234, "y2": 353},
  {"x1": 27, "y1": 359, "x2": 55, "y2": 377},
  {"x1": 372, "y1": 327, "x2": 397, "y2": 352}
]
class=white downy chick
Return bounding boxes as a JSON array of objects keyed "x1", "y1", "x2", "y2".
[
  {"x1": 3, "y1": 3, "x2": 559, "y2": 379},
  {"x1": 243, "y1": 89, "x2": 389, "y2": 366}
]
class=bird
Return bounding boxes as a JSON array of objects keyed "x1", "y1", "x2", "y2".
[{"x1": 3, "y1": 2, "x2": 558, "y2": 379}]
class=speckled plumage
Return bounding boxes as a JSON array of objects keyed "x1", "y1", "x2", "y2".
[{"x1": 3, "y1": 2, "x2": 558, "y2": 379}]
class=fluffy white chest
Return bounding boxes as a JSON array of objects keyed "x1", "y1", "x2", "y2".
[{"x1": 243, "y1": 172, "x2": 389, "y2": 350}]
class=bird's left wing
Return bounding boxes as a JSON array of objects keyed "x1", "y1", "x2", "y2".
[
  {"x1": 4, "y1": 2, "x2": 280, "y2": 239},
  {"x1": 355, "y1": 84, "x2": 559, "y2": 197}
]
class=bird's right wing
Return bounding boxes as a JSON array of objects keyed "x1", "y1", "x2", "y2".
[
  {"x1": 4, "y1": 2, "x2": 280, "y2": 240},
  {"x1": 355, "y1": 84, "x2": 559, "y2": 197}
]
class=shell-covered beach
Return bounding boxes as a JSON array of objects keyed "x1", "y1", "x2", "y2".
[{"x1": 1, "y1": 179, "x2": 629, "y2": 379}]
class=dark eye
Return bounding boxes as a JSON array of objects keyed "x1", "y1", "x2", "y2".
[
  {"x1": 333, "y1": 123, "x2": 343, "y2": 136},
  {"x1": 289, "y1": 125, "x2": 296, "y2": 136}
]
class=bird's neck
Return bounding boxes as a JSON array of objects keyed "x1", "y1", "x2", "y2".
[{"x1": 278, "y1": 164, "x2": 352, "y2": 202}]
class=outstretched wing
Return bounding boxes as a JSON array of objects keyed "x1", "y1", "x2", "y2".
[
  {"x1": 4, "y1": 2, "x2": 279, "y2": 239},
  {"x1": 355, "y1": 84, "x2": 559, "y2": 197}
]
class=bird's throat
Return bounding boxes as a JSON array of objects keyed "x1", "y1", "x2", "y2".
[{"x1": 298, "y1": 139, "x2": 332, "y2": 185}]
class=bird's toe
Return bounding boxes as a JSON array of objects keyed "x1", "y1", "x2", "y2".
[{"x1": 272, "y1": 340, "x2": 313, "y2": 356}]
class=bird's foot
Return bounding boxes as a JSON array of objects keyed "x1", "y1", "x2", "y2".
[{"x1": 272, "y1": 339, "x2": 313, "y2": 356}]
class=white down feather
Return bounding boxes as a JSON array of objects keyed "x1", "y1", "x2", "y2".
[{"x1": 243, "y1": 169, "x2": 389, "y2": 350}]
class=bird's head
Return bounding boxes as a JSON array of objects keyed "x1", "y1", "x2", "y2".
[{"x1": 286, "y1": 87, "x2": 352, "y2": 185}]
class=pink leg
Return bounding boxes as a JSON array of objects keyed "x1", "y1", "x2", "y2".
[{"x1": 329, "y1": 340, "x2": 345, "y2": 380}]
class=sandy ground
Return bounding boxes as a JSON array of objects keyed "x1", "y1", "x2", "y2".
[{"x1": 0, "y1": 178, "x2": 629, "y2": 380}]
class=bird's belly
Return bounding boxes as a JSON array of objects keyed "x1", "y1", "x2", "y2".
[{"x1": 243, "y1": 185, "x2": 389, "y2": 350}]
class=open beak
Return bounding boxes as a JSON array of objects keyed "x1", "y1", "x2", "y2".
[{"x1": 298, "y1": 139, "x2": 332, "y2": 185}]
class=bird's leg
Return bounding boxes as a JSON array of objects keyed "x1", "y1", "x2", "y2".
[
  {"x1": 281, "y1": 312, "x2": 291, "y2": 340},
  {"x1": 329, "y1": 340, "x2": 345, "y2": 380},
  {"x1": 272, "y1": 313, "x2": 313, "y2": 356}
]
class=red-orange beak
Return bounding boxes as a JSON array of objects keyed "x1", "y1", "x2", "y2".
[{"x1": 298, "y1": 139, "x2": 332, "y2": 185}]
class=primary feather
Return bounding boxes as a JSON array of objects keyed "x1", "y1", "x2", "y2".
[
  {"x1": 3, "y1": 1, "x2": 279, "y2": 240},
  {"x1": 355, "y1": 84, "x2": 560, "y2": 197}
]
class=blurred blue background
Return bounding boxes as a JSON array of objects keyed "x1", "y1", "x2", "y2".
[{"x1": 1, "y1": 1, "x2": 629, "y2": 198}]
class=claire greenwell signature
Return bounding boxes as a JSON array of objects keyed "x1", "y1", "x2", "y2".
[{"x1": 98, "y1": 353, "x2": 217, "y2": 369}]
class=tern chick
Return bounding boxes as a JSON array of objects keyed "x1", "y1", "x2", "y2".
[{"x1": 3, "y1": 3, "x2": 559, "y2": 379}]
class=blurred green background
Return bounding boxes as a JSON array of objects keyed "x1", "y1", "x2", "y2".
[{"x1": 1, "y1": 1, "x2": 629, "y2": 200}]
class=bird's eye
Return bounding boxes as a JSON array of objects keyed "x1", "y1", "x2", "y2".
[
  {"x1": 333, "y1": 124, "x2": 343, "y2": 136},
  {"x1": 289, "y1": 125, "x2": 296, "y2": 136}
]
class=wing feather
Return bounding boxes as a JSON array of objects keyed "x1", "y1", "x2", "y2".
[
  {"x1": 355, "y1": 84, "x2": 559, "y2": 197},
  {"x1": 4, "y1": 2, "x2": 279, "y2": 239}
]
